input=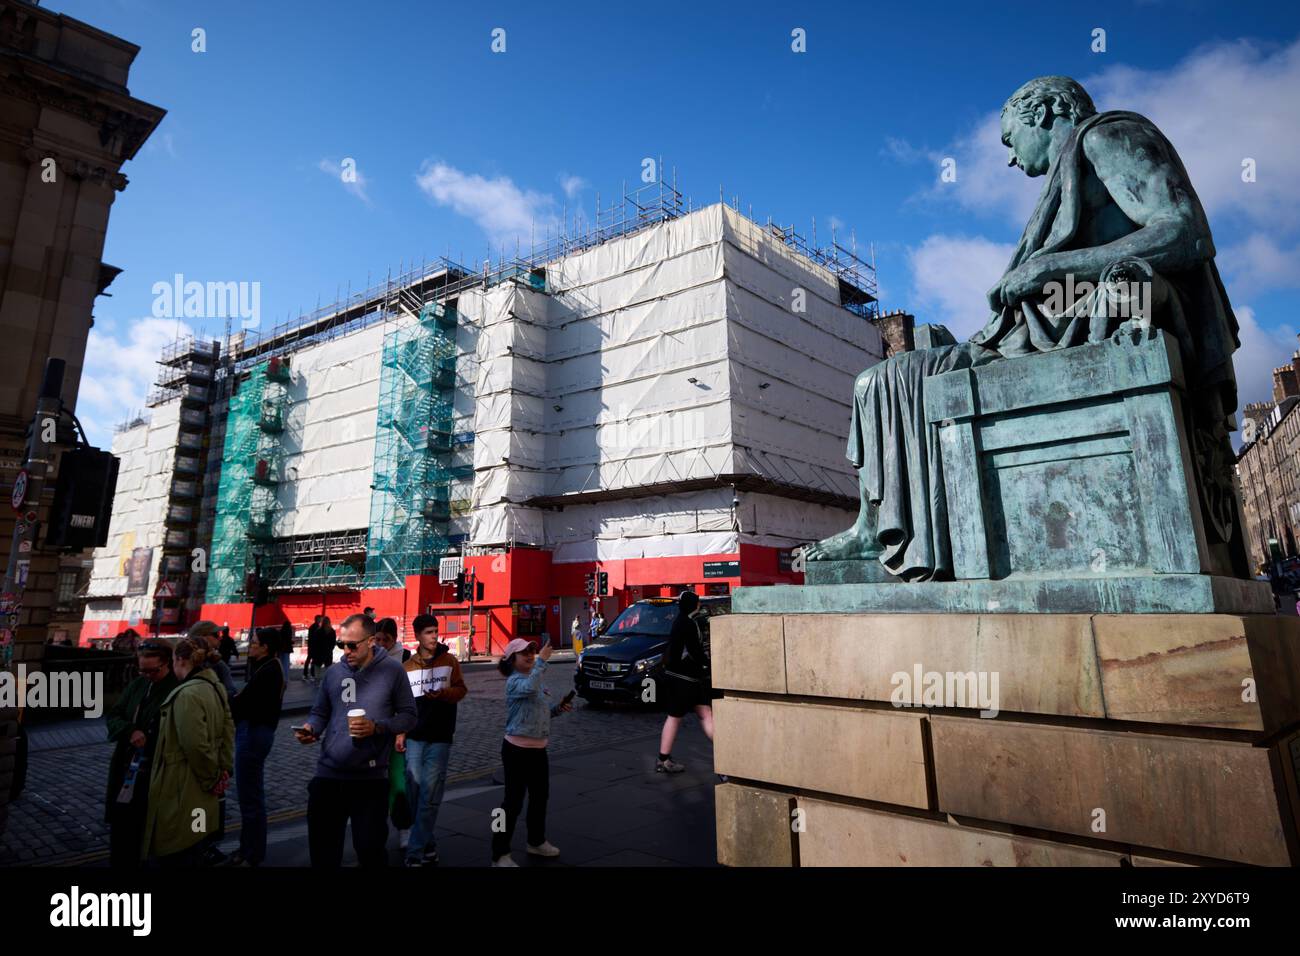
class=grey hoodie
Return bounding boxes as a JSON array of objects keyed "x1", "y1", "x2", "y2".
[{"x1": 306, "y1": 644, "x2": 417, "y2": 780}]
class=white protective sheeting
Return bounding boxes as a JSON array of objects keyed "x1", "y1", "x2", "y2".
[
  {"x1": 459, "y1": 203, "x2": 878, "y2": 548},
  {"x1": 84, "y1": 402, "x2": 181, "y2": 618},
  {"x1": 736, "y1": 490, "x2": 861, "y2": 548},
  {"x1": 471, "y1": 502, "x2": 546, "y2": 548},
  {"x1": 275, "y1": 322, "x2": 391, "y2": 536},
  {"x1": 544, "y1": 487, "x2": 852, "y2": 564},
  {"x1": 86, "y1": 204, "x2": 880, "y2": 575},
  {"x1": 548, "y1": 203, "x2": 727, "y2": 294},
  {"x1": 462, "y1": 284, "x2": 554, "y2": 545}
]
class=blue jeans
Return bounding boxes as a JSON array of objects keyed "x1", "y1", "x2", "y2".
[
  {"x1": 404, "y1": 739, "x2": 451, "y2": 862},
  {"x1": 235, "y1": 722, "x2": 275, "y2": 865}
]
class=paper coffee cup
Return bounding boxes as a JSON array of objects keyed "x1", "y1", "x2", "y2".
[{"x1": 347, "y1": 708, "x2": 366, "y2": 737}]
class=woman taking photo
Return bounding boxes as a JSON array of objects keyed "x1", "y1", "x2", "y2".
[
  {"x1": 226, "y1": 628, "x2": 284, "y2": 866},
  {"x1": 141, "y1": 636, "x2": 235, "y2": 866},
  {"x1": 491, "y1": 636, "x2": 572, "y2": 867}
]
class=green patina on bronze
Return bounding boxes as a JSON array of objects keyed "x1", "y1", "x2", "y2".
[{"x1": 804, "y1": 75, "x2": 1251, "y2": 601}]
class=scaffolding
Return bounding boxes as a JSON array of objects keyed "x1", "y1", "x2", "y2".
[
  {"x1": 161, "y1": 171, "x2": 879, "y2": 598},
  {"x1": 763, "y1": 222, "x2": 879, "y2": 318},
  {"x1": 266, "y1": 530, "x2": 367, "y2": 591},
  {"x1": 205, "y1": 360, "x2": 287, "y2": 604},
  {"x1": 363, "y1": 304, "x2": 458, "y2": 588},
  {"x1": 147, "y1": 336, "x2": 220, "y2": 407}
]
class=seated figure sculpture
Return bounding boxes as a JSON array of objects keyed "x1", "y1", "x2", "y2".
[{"x1": 805, "y1": 75, "x2": 1242, "y2": 582}]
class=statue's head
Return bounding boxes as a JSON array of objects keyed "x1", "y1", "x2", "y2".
[{"x1": 1000, "y1": 76, "x2": 1097, "y2": 177}]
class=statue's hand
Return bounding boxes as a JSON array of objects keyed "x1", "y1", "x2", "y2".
[
  {"x1": 988, "y1": 262, "x2": 1049, "y2": 310},
  {"x1": 986, "y1": 281, "x2": 1004, "y2": 313},
  {"x1": 1108, "y1": 318, "x2": 1159, "y2": 347}
]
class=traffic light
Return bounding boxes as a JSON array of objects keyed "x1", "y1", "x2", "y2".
[
  {"x1": 244, "y1": 571, "x2": 268, "y2": 605},
  {"x1": 585, "y1": 573, "x2": 595, "y2": 596},
  {"x1": 597, "y1": 571, "x2": 609, "y2": 596},
  {"x1": 476, "y1": 580, "x2": 485, "y2": 601},
  {"x1": 454, "y1": 571, "x2": 467, "y2": 602}
]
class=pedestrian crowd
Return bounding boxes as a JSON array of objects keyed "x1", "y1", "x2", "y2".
[{"x1": 102, "y1": 591, "x2": 715, "y2": 867}]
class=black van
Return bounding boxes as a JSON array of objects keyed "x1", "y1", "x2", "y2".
[{"x1": 574, "y1": 595, "x2": 731, "y2": 705}]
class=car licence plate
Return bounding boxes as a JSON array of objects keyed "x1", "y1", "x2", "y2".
[{"x1": 590, "y1": 680, "x2": 616, "y2": 690}]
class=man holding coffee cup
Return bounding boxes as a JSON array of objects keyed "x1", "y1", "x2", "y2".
[{"x1": 296, "y1": 613, "x2": 417, "y2": 867}]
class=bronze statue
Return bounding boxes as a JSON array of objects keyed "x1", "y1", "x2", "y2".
[{"x1": 806, "y1": 75, "x2": 1241, "y2": 580}]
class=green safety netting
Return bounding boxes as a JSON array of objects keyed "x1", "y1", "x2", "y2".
[{"x1": 364, "y1": 314, "x2": 457, "y2": 588}]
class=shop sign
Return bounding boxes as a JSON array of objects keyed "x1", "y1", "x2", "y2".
[{"x1": 702, "y1": 560, "x2": 740, "y2": 578}]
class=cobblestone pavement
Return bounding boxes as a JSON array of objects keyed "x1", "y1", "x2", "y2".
[{"x1": 1, "y1": 661, "x2": 673, "y2": 865}]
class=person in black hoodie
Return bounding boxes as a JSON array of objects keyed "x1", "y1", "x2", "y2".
[
  {"x1": 218, "y1": 626, "x2": 237, "y2": 665},
  {"x1": 226, "y1": 628, "x2": 285, "y2": 866},
  {"x1": 305, "y1": 615, "x2": 322, "y2": 680},
  {"x1": 655, "y1": 590, "x2": 714, "y2": 773},
  {"x1": 278, "y1": 620, "x2": 295, "y2": 681},
  {"x1": 397, "y1": 615, "x2": 467, "y2": 867},
  {"x1": 308, "y1": 616, "x2": 336, "y2": 678}
]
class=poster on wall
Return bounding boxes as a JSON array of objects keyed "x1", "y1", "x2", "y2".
[{"x1": 125, "y1": 547, "x2": 153, "y2": 596}]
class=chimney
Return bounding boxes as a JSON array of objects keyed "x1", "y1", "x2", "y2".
[{"x1": 871, "y1": 309, "x2": 915, "y2": 357}]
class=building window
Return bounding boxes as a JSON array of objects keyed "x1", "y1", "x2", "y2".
[{"x1": 57, "y1": 570, "x2": 78, "y2": 605}]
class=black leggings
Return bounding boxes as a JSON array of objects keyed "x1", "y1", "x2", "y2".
[{"x1": 491, "y1": 740, "x2": 549, "y2": 860}]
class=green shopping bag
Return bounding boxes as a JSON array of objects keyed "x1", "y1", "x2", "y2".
[{"x1": 388, "y1": 747, "x2": 413, "y2": 830}]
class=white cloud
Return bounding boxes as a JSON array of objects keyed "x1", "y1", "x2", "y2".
[
  {"x1": 558, "y1": 174, "x2": 587, "y2": 200},
  {"x1": 907, "y1": 234, "x2": 1015, "y2": 339},
  {"x1": 145, "y1": 132, "x2": 177, "y2": 159},
  {"x1": 891, "y1": 117, "x2": 1039, "y2": 225},
  {"x1": 79, "y1": 317, "x2": 196, "y2": 448},
  {"x1": 416, "y1": 161, "x2": 558, "y2": 248},
  {"x1": 1087, "y1": 39, "x2": 1300, "y2": 229},
  {"x1": 1229, "y1": 304, "x2": 1297, "y2": 411},
  {"x1": 318, "y1": 157, "x2": 370, "y2": 204},
  {"x1": 899, "y1": 36, "x2": 1300, "y2": 236},
  {"x1": 1215, "y1": 233, "x2": 1300, "y2": 297}
]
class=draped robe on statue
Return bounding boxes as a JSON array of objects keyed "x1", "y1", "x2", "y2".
[{"x1": 848, "y1": 110, "x2": 1240, "y2": 581}]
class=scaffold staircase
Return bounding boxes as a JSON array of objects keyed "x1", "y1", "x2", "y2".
[{"x1": 364, "y1": 305, "x2": 458, "y2": 587}]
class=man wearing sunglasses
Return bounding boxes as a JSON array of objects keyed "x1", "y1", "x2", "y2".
[{"x1": 295, "y1": 614, "x2": 417, "y2": 867}]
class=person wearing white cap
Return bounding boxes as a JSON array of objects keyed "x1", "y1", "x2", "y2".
[{"x1": 490, "y1": 634, "x2": 573, "y2": 866}]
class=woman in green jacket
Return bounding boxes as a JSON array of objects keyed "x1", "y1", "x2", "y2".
[{"x1": 141, "y1": 636, "x2": 235, "y2": 865}]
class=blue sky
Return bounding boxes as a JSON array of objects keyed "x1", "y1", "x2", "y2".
[{"x1": 56, "y1": 0, "x2": 1300, "y2": 447}]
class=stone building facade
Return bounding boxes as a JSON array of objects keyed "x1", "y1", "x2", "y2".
[
  {"x1": 0, "y1": 0, "x2": 162, "y2": 838},
  {"x1": 1236, "y1": 396, "x2": 1300, "y2": 573},
  {"x1": 0, "y1": 0, "x2": 163, "y2": 662}
]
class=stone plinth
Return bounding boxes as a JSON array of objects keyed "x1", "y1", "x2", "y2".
[{"x1": 711, "y1": 610, "x2": 1300, "y2": 866}]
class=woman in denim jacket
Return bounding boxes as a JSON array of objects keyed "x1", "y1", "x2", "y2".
[{"x1": 491, "y1": 636, "x2": 572, "y2": 866}]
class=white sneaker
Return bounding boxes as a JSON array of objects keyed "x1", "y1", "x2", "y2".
[
  {"x1": 398, "y1": 829, "x2": 410, "y2": 850},
  {"x1": 492, "y1": 854, "x2": 519, "y2": 867},
  {"x1": 527, "y1": 841, "x2": 560, "y2": 858}
]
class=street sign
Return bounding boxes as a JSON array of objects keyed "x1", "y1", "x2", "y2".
[
  {"x1": 703, "y1": 560, "x2": 741, "y2": 578},
  {"x1": 10, "y1": 468, "x2": 27, "y2": 512}
]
